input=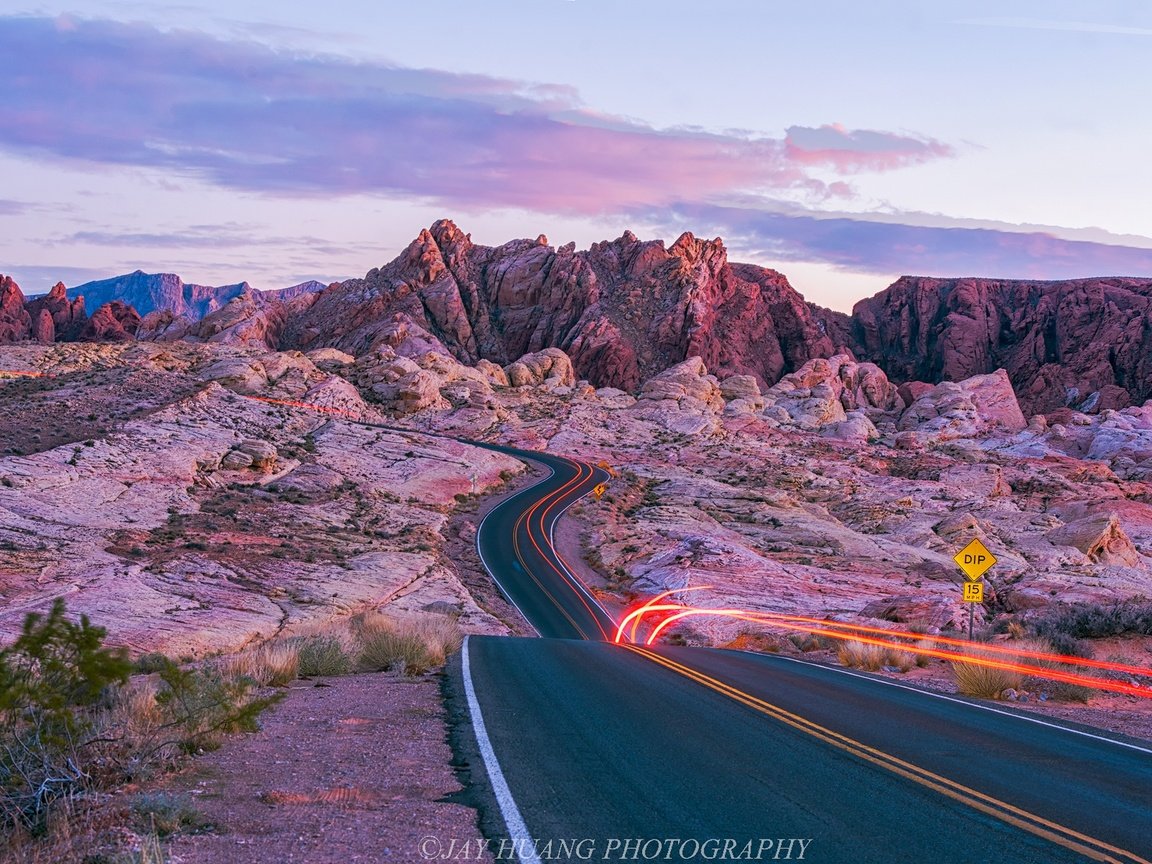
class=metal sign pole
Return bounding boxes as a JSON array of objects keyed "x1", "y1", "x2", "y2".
[{"x1": 969, "y1": 603, "x2": 974, "y2": 641}]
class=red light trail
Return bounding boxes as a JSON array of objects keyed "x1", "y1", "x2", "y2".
[{"x1": 616, "y1": 590, "x2": 1152, "y2": 699}]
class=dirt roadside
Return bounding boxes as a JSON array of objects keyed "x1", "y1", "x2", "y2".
[{"x1": 159, "y1": 671, "x2": 492, "y2": 864}]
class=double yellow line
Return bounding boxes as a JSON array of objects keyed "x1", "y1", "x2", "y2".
[{"x1": 625, "y1": 645, "x2": 1150, "y2": 864}]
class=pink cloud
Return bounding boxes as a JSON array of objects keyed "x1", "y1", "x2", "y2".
[
  {"x1": 784, "y1": 123, "x2": 954, "y2": 172},
  {"x1": 0, "y1": 17, "x2": 949, "y2": 215}
]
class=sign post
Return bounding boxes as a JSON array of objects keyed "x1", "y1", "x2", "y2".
[{"x1": 953, "y1": 537, "x2": 996, "y2": 641}]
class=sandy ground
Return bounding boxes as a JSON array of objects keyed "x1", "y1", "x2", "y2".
[{"x1": 159, "y1": 672, "x2": 491, "y2": 864}]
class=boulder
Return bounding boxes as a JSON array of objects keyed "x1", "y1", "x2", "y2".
[
  {"x1": 504, "y1": 348, "x2": 575, "y2": 388},
  {"x1": 1046, "y1": 515, "x2": 1142, "y2": 567}
]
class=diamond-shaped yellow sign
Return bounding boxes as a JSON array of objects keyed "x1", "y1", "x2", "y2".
[{"x1": 954, "y1": 537, "x2": 996, "y2": 581}]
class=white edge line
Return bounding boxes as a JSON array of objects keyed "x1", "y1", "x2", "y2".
[
  {"x1": 461, "y1": 636, "x2": 543, "y2": 864},
  {"x1": 474, "y1": 464, "x2": 555, "y2": 637},
  {"x1": 766, "y1": 652, "x2": 1152, "y2": 757}
]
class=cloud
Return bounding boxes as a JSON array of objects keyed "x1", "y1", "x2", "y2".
[
  {"x1": 784, "y1": 124, "x2": 954, "y2": 173},
  {"x1": 2, "y1": 264, "x2": 115, "y2": 293},
  {"x1": 0, "y1": 16, "x2": 950, "y2": 214},
  {"x1": 61, "y1": 224, "x2": 358, "y2": 257},
  {"x1": 643, "y1": 203, "x2": 1152, "y2": 283},
  {"x1": 0, "y1": 199, "x2": 30, "y2": 215},
  {"x1": 961, "y1": 17, "x2": 1152, "y2": 37}
]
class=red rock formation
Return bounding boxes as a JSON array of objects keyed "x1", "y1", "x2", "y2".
[
  {"x1": 26, "y1": 282, "x2": 86, "y2": 342},
  {"x1": 283, "y1": 221, "x2": 840, "y2": 390},
  {"x1": 78, "y1": 301, "x2": 141, "y2": 342},
  {"x1": 851, "y1": 276, "x2": 1152, "y2": 415},
  {"x1": 0, "y1": 275, "x2": 32, "y2": 342}
]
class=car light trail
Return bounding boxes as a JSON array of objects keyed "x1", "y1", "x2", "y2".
[{"x1": 618, "y1": 591, "x2": 1152, "y2": 699}]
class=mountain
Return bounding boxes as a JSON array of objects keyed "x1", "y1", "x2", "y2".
[
  {"x1": 277, "y1": 220, "x2": 845, "y2": 392},
  {"x1": 8, "y1": 225, "x2": 1152, "y2": 417},
  {"x1": 66, "y1": 271, "x2": 326, "y2": 319},
  {"x1": 850, "y1": 276, "x2": 1152, "y2": 414}
]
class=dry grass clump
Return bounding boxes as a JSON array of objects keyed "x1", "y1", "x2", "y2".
[
  {"x1": 354, "y1": 612, "x2": 463, "y2": 675},
  {"x1": 951, "y1": 648, "x2": 1023, "y2": 699},
  {"x1": 788, "y1": 632, "x2": 828, "y2": 653},
  {"x1": 913, "y1": 638, "x2": 934, "y2": 667},
  {"x1": 218, "y1": 641, "x2": 299, "y2": 687},
  {"x1": 837, "y1": 639, "x2": 915, "y2": 672}
]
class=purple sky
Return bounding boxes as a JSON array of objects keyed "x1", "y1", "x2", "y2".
[{"x1": 1, "y1": 2, "x2": 1150, "y2": 310}]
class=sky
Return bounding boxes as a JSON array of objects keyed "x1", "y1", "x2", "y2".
[{"x1": 1, "y1": 1, "x2": 1151, "y2": 311}]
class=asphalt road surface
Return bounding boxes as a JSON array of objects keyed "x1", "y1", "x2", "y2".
[{"x1": 449, "y1": 448, "x2": 1152, "y2": 864}]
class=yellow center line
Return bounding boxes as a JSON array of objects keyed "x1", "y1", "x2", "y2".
[
  {"x1": 625, "y1": 645, "x2": 1150, "y2": 864},
  {"x1": 511, "y1": 470, "x2": 589, "y2": 639}
]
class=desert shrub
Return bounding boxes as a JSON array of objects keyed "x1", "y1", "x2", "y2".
[
  {"x1": 788, "y1": 632, "x2": 823, "y2": 653},
  {"x1": 356, "y1": 614, "x2": 462, "y2": 675},
  {"x1": 132, "y1": 653, "x2": 172, "y2": 675},
  {"x1": 152, "y1": 661, "x2": 284, "y2": 753},
  {"x1": 951, "y1": 649, "x2": 1023, "y2": 699},
  {"x1": 1009, "y1": 636, "x2": 1093, "y2": 704},
  {"x1": 0, "y1": 600, "x2": 132, "y2": 831},
  {"x1": 296, "y1": 635, "x2": 353, "y2": 677},
  {"x1": 130, "y1": 792, "x2": 211, "y2": 838},
  {"x1": 1031, "y1": 600, "x2": 1152, "y2": 640}
]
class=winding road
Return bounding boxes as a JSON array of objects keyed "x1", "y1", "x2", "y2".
[{"x1": 451, "y1": 447, "x2": 1152, "y2": 864}]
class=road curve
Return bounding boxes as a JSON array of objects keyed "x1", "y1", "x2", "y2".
[
  {"x1": 451, "y1": 449, "x2": 1152, "y2": 864},
  {"x1": 473, "y1": 445, "x2": 614, "y2": 641}
]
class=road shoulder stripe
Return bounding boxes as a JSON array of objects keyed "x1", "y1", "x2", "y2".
[{"x1": 461, "y1": 636, "x2": 542, "y2": 864}]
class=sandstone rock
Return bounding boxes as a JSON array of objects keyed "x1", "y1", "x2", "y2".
[
  {"x1": 136, "y1": 310, "x2": 190, "y2": 342},
  {"x1": 476, "y1": 359, "x2": 509, "y2": 387},
  {"x1": 719, "y1": 374, "x2": 761, "y2": 402},
  {"x1": 821, "y1": 411, "x2": 878, "y2": 442},
  {"x1": 639, "y1": 357, "x2": 724, "y2": 410},
  {"x1": 852, "y1": 275, "x2": 1152, "y2": 415},
  {"x1": 392, "y1": 369, "x2": 448, "y2": 413},
  {"x1": 271, "y1": 463, "x2": 345, "y2": 497},
  {"x1": 26, "y1": 283, "x2": 86, "y2": 342},
  {"x1": 898, "y1": 369, "x2": 1026, "y2": 441},
  {"x1": 305, "y1": 347, "x2": 356, "y2": 367},
  {"x1": 504, "y1": 348, "x2": 575, "y2": 388},
  {"x1": 78, "y1": 301, "x2": 141, "y2": 342},
  {"x1": 0, "y1": 275, "x2": 32, "y2": 342},
  {"x1": 220, "y1": 450, "x2": 254, "y2": 470},
  {"x1": 1046, "y1": 515, "x2": 1142, "y2": 566},
  {"x1": 200, "y1": 357, "x2": 269, "y2": 394},
  {"x1": 273, "y1": 221, "x2": 840, "y2": 392},
  {"x1": 236, "y1": 440, "x2": 278, "y2": 471},
  {"x1": 898, "y1": 381, "x2": 934, "y2": 407}
]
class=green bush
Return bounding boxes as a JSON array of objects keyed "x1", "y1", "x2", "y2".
[
  {"x1": 130, "y1": 792, "x2": 212, "y2": 837},
  {"x1": 296, "y1": 636, "x2": 353, "y2": 677},
  {"x1": 1032, "y1": 600, "x2": 1152, "y2": 640},
  {"x1": 0, "y1": 600, "x2": 132, "y2": 831},
  {"x1": 0, "y1": 601, "x2": 283, "y2": 836}
]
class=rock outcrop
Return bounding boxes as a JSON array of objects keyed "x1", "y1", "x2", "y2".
[
  {"x1": 851, "y1": 276, "x2": 1152, "y2": 415},
  {"x1": 26, "y1": 283, "x2": 86, "y2": 342},
  {"x1": 279, "y1": 221, "x2": 841, "y2": 391},
  {"x1": 0, "y1": 276, "x2": 31, "y2": 342},
  {"x1": 79, "y1": 301, "x2": 141, "y2": 342}
]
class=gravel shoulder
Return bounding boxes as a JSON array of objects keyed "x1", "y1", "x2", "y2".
[{"x1": 159, "y1": 671, "x2": 491, "y2": 864}]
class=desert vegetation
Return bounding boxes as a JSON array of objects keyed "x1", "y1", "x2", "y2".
[{"x1": 0, "y1": 599, "x2": 462, "y2": 861}]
